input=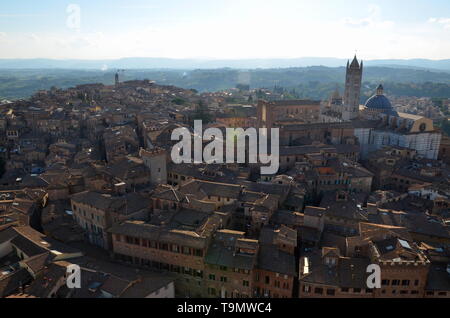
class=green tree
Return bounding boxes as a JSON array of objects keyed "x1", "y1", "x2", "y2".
[
  {"x1": 190, "y1": 100, "x2": 212, "y2": 125},
  {"x1": 438, "y1": 119, "x2": 450, "y2": 137},
  {"x1": 172, "y1": 97, "x2": 186, "y2": 105}
]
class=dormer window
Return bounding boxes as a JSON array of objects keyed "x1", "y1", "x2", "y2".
[{"x1": 325, "y1": 257, "x2": 337, "y2": 266}]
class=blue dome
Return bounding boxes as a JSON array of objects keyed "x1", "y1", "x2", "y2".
[{"x1": 365, "y1": 94, "x2": 392, "y2": 110}]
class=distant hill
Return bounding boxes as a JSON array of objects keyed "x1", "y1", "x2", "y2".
[
  {"x1": 0, "y1": 57, "x2": 450, "y2": 71},
  {"x1": 1, "y1": 66, "x2": 450, "y2": 100}
]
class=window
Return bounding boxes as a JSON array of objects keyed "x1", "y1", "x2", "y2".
[
  {"x1": 401, "y1": 280, "x2": 410, "y2": 286},
  {"x1": 160, "y1": 243, "x2": 169, "y2": 251},
  {"x1": 327, "y1": 289, "x2": 335, "y2": 296},
  {"x1": 353, "y1": 288, "x2": 361, "y2": 293},
  {"x1": 183, "y1": 246, "x2": 191, "y2": 255},
  {"x1": 194, "y1": 249, "x2": 203, "y2": 257},
  {"x1": 265, "y1": 276, "x2": 270, "y2": 284},
  {"x1": 208, "y1": 288, "x2": 216, "y2": 296},
  {"x1": 392, "y1": 280, "x2": 400, "y2": 286},
  {"x1": 382, "y1": 279, "x2": 390, "y2": 286},
  {"x1": 220, "y1": 276, "x2": 227, "y2": 283},
  {"x1": 341, "y1": 287, "x2": 349, "y2": 293},
  {"x1": 243, "y1": 280, "x2": 249, "y2": 287},
  {"x1": 171, "y1": 265, "x2": 180, "y2": 273},
  {"x1": 195, "y1": 270, "x2": 203, "y2": 278},
  {"x1": 314, "y1": 287, "x2": 323, "y2": 295}
]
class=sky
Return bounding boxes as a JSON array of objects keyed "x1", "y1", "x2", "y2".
[{"x1": 0, "y1": 0, "x2": 449, "y2": 60}]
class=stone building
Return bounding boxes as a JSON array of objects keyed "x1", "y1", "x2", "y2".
[
  {"x1": 257, "y1": 99, "x2": 321, "y2": 129},
  {"x1": 299, "y1": 247, "x2": 372, "y2": 298},
  {"x1": 204, "y1": 229, "x2": 258, "y2": 298},
  {"x1": 107, "y1": 213, "x2": 222, "y2": 297},
  {"x1": 438, "y1": 134, "x2": 450, "y2": 164},
  {"x1": 300, "y1": 222, "x2": 435, "y2": 298},
  {"x1": 71, "y1": 191, "x2": 150, "y2": 249},
  {"x1": 254, "y1": 226, "x2": 297, "y2": 298},
  {"x1": 356, "y1": 86, "x2": 442, "y2": 160}
]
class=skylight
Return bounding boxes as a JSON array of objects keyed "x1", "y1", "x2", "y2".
[{"x1": 398, "y1": 239, "x2": 411, "y2": 249}]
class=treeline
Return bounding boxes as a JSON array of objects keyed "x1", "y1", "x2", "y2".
[
  {"x1": 1, "y1": 67, "x2": 450, "y2": 99},
  {"x1": 278, "y1": 81, "x2": 450, "y2": 101}
]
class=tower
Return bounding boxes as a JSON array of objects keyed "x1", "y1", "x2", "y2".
[
  {"x1": 115, "y1": 72, "x2": 119, "y2": 87},
  {"x1": 115, "y1": 69, "x2": 125, "y2": 87},
  {"x1": 343, "y1": 55, "x2": 363, "y2": 121},
  {"x1": 140, "y1": 148, "x2": 167, "y2": 185}
]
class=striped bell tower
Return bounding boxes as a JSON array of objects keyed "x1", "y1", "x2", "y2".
[{"x1": 342, "y1": 55, "x2": 363, "y2": 121}]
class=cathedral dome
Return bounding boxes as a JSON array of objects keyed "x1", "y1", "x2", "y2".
[{"x1": 365, "y1": 84, "x2": 392, "y2": 110}]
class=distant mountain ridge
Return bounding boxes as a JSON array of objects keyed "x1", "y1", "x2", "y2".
[{"x1": 0, "y1": 57, "x2": 450, "y2": 71}]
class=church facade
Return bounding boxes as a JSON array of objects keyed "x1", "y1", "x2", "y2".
[{"x1": 319, "y1": 56, "x2": 442, "y2": 160}]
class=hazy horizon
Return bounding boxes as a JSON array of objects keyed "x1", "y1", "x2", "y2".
[{"x1": 1, "y1": 56, "x2": 450, "y2": 61}]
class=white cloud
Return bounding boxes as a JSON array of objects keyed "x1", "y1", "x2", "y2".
[
  {"x1": 428, "y1": 17, "x2": 450, "y2": 29},
  {"x1": 27, "y1": 33, "x2": 40, "y2": 42},
  {"x1": 343, "y1": 17, "x2": 371, "y2": 28},
  {"x1": 342, "y1": 4, "x2": 394, "y2": 29}
]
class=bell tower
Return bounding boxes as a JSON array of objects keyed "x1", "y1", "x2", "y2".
[
  {"x1": 342, "y1": 55, "x2": 363, "y2": 121},
  {"x1": 115, "y1": 72, "x2": 119, "y2": 87}
]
